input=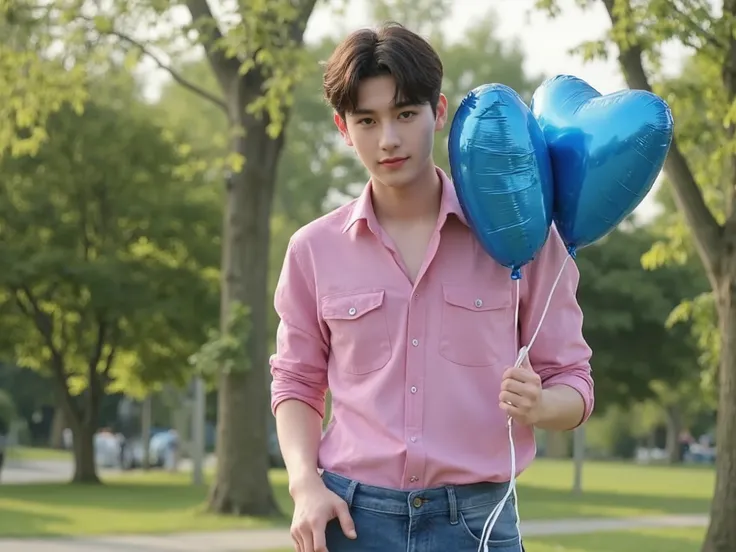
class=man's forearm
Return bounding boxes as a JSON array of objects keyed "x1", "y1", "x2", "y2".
[
  {"x1": 535, "y1": 385, "x2": 586, "y2": 431},
  {"x1": 275, "y1": 399, "x2": 324, "y2": 494}
]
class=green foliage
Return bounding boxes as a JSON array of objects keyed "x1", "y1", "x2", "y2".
[
  {"x1": 189, "y1": 302, "x2": 252, "y2": 380},
  {"x1": 0, "y1": 85, "x2": 220, "y2": 399},
  {"x1": 0, "y1": 2, "x2": 88, "y2": 159},
  {"x1": 576, "y1": 226, "x2": 707, "y2": 409}
]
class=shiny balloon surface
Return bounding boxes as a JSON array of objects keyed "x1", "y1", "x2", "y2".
[
  {"x1": 449, "y1": 83, "x2": 554, "y2": 279},
  {"x1": 530, "y1": 74, "x2": 674, "y2": 253}
]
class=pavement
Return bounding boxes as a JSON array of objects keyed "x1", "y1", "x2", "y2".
[
  {"x1": 1, "y1": 459, "x2": 77, "y2": 484},
  {"x1": 0, "y1": 514, "x2": 710, "y2": 552}
]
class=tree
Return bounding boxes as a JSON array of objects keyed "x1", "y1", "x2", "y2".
[
  {"x1": 0, "y1": 88, "x2": 220, "y2": 482},
  {"x1": 3, "y1": 0, "x2": 321, "y2": 513},
  {"x1": 574, "y1": 224, "x2": 707, "y2": 410},
  {"x1": 536, "y1": 1, "x2": 736, "y2": 549}
]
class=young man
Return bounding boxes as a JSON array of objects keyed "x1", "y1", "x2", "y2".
[{"x1": 270, "y1": 22, "x2": 594, "y2": 552}]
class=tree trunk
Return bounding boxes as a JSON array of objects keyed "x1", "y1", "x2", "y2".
[
  {"x1": 49, "y1": 405, "x2": 66, "y2": 449},
  {"x1": 664, "y1": 405, "x2": 683, "y2": 464},
  {"x1": 702, "y1": 280, "x2": 736, "y2": 552},
  {"x1": 71, "y1": 422, "x2": 99, "y2": 484},
  {"x1": 53, "y1": 361, "x2": 101, "y2": 484},
  {"x1": 207, "y1": 82, "x2": 284, "y2": 517}
]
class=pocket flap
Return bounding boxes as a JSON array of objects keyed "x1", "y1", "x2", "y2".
[
  {"x1": 442, "y1": 284, "x2": 510, "y2": 312},
  {"x1": 321, "y1": 290, "x2": 385, "y2": 320}
]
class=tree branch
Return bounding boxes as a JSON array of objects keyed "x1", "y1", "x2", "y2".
[
  {"x1": 670, "y1": 0, "x2": 726, "y2": 52},
  {"x1": 601, "y1": 0, "x2": 723, "y2": 278},
  {"x1": 14, "y1": 286, "x2": 81, "y2": 423},
  {"x1": 79, "y1": 15, "x2": 227, "y2": 112},
  {"x1": 185, "y1": 0, "x2": 241, "y2": 95},
  {"x1": 84, "y1": 316, "x2": 108, "y2": 426},
  {"x1": 14, "y1": 286, "x2": 61, "y2": 361}
]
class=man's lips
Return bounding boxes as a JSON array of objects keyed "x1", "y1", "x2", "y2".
[{"x1": 380, "y1": 156, "x2": 409, "y2": 165}]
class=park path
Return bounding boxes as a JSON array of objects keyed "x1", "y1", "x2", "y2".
[{"x1": 0, "y1": 514, "x2": 708, "y2": 552}]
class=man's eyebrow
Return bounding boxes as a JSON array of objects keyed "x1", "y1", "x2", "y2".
[{"x1": 349, "y1": 100, "x2": 418, "y2": 116}]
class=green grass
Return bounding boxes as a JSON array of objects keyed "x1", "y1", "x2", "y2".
[
  {"x1": 6, "y1": 446, "x2": 72, "y2": 462},
  {"x1": 512, "y1": 458, "x2": 713, "y2": 519},
  {"x1": 0, "y1": 470, "x2": 292, "y2": 538},
  {"x1": 524, "y1": 526, "x2": 705, "y2": 551},
  {"x1": 260, "y1": 527, "x2": 706, "y2": 552},
  {"x1": 0, "y1": 459, "x2": 713, "y2": 539}
]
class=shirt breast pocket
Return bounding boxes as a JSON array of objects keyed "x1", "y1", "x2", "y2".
[
  {"x1": 439, "y1": 283, "x2": 513, "y2": 367},
  {"x1": 321, "y1": 290, "x2": 392, "y2": 375}
]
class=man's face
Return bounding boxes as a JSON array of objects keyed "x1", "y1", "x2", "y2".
[{"x1": 335, "y1": 75, "x2": 448, "y2": 189}]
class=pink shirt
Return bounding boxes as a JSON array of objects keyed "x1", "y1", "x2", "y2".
[{"x1": 270, "y1": 167, "x2": 594, "y2": 490}]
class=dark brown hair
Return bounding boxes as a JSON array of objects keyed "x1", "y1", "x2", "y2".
[{"x1": 323, "y1": 22, "x2": 443, "y2": 118}]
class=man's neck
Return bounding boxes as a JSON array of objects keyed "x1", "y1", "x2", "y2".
[{"x1": 372, "y1": 163, "x2": 442, "y2": 224}]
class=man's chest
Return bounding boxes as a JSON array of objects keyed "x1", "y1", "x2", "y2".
[{"x1": 312, "y1": 223, "x2": 518, "y2": 371}]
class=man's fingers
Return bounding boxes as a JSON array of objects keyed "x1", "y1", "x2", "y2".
[
  {"x1": 297, "y1": 524, "x2": 316, "y2": 552},
  {"x1": 290, "y1": 528, "x2": 306, "y2": 552},
  {"x1": 503, "y1": 366, "x2": 539, "y2": 384},
  {"x1": 499, "y1": 390, "x2": 531, "y2": 409},
  {"x1": 312, "y1": 524, "x2": 328, "y2": 552},
  {"x1": 500, "y1": 378, "x2": 529, "y2": 395},
  {"x1": 335, "y1": 500, "x2": 357, "y2": 539}
]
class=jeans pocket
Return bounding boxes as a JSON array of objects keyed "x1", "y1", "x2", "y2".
[{"x1": 458, "y1": 499, "x2": 521, "y2": 548}]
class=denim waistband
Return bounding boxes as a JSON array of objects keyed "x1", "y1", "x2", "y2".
[{"x1": 321, "y1": 471, "x2": 511, "y2": 517}]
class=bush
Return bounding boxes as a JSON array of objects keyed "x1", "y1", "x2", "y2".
[{"x1": 0, "y1": 389, "x2": 16, "y2": 435}]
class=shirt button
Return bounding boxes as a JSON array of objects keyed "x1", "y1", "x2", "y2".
[
  {"x1": 410, "y1": 477, "x2": 419, "y2": 484},
  {"x1": 410, "y1": 437, "x2": 417, "y2": 442},
  {"x1": 348, "y1": 307, "x2": 357, "y2": 316},
  {"x1": 412, "y1": 339, "x2": 419, "y2": 347},
  {"x1": 410, "y1": 386, "x2": 417, "y2": 394},
  {"x1": 475, "y1": 298, "x2": 483, "y2": 308}
]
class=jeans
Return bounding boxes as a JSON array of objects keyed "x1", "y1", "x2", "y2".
[{"x1": 322, "y1": 471, "x2": 525, "y2": 552}]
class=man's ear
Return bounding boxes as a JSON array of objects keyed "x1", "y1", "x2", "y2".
[
  {"x1": 334, "y1": 113, "x2": 353, "y2": 146},
  {"x1": 434, "y1": 93, "x2": 448, "y2": 131}
]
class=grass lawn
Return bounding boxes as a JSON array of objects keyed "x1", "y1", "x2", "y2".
[
  {"x1": 6, "y1": 446, "x2": 72, "y2": 462},
  {"x1": 0, "y1": 459, "x2": 713, "y2": 538},
  {"x1": 260, "y1": 527, "x2": 706, "y2": 552},
  {"x1": 524, "y1": 526, "x2": 705, "y2": 551}
]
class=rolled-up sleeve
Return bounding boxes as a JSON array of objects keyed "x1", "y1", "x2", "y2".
[
  {"x1": 270, "y1": 236, "x2": 329, "y2": 418},
  {"x1": 520, "y1": 225, "x2": 595, "y2": 426}
]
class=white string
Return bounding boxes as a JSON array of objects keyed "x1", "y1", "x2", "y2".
[{"x1": 477, "y1": 253, "x2": 571, "y2": 552}]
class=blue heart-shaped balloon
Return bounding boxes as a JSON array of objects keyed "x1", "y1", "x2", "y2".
[
  {"x1": 530, "y1": 75, "x2": 674, "y2": 253},
  {"x1": 449, "y1": 83, "x2": 554, "y2": 280}
]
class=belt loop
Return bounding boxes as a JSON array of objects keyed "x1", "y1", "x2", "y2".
[
  {"x1": 446, "y1": 486, "x2": 458, "y2": 525},
  {"x1": 344, "y1": 479, "x2": 359, "y2": 507}
]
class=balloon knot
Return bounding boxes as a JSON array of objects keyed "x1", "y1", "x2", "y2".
[
  {"x1": 567, "y1": 245, "x2": 577, "y2": 259},
  {"x1": 510, "y1": 268, "x2": 522, "y2": 280}
]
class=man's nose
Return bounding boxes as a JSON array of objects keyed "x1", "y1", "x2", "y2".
[{"x1": 379, "y1": 123, "x2": 401, "y2": 150}]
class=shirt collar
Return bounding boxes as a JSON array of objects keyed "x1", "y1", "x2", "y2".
[{"x1": 341, "y1": 166, "x2": 468, "y2": 234}]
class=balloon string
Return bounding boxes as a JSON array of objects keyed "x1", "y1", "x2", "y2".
[{"x1": 477, "y1": 253, "x2": 572, "y2": 552}]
